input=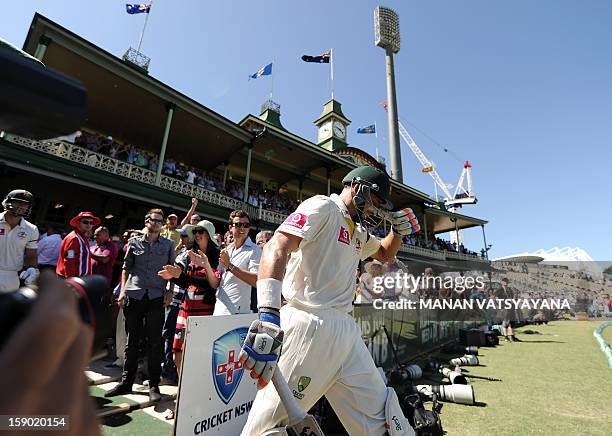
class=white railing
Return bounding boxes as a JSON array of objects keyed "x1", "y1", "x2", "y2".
[
  {"x1": 3, "y1": 134, "x2": 266, "y2": 221},
  {"x1": 444, "y1": 250, "x2": 484, "y2": 261},
  {"x1": 4, "y1": 135, "x2": 489, "y2": 263},
  {"x1": 399, "y1": 244, "x2": 446, "y2": 260}
]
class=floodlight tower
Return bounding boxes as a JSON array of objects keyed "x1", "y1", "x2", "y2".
[{"x1": 374, "y1": 6, "x2": 403, "y2": 183}]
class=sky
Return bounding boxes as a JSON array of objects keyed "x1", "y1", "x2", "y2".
[{"x1": 2, "y1": 1, "x2": 611, "y2": 260}]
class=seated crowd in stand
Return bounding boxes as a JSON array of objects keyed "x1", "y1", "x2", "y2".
[
  {"x1": 71, "y1": 131, "x2": 299, "y2": 215},
  {"x1": 370, "y1": 225, "x2": 482, "y2": 256}
]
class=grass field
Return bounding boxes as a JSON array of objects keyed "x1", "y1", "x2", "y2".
[{"x1": 439, "y1": 321, "x2": 612, "y2": 436}]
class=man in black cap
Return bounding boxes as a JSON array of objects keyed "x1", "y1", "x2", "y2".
[{"x1": 239, "y1": 166, "x2": 419, "y2": 435}]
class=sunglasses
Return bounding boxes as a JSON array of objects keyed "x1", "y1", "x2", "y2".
[
  {"x1": 80, "y1": 220, "x2": 95, "y2": 225},
  {"x1": 232, "y1": 222, "x2": 250, "y2": 229},
  {"x1": 194, "y1": 229, "x2": 208, "y2": 234},
  {"x1": 147, "y1": 218, "x2": 164, "y2": 223}
]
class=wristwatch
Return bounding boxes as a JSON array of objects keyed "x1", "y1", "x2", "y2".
[{"x1": 228, "y1": 263, "x2": 236, "y2": 272}]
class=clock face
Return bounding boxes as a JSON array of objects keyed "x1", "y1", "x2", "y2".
[
  {"x1": 319, "y1": 121, "x2": 332, "y2": 141},
  {"x1": 333, "y1": 121, "x2": 346, "y2": 139}
]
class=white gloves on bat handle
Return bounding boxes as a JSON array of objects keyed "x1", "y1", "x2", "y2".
[
  {"x1": 239, "y1": 278, "x2": 284, "y2": 389},
  {"x1": 19, "y1": 267, "x2": 40, "y2": 285},
  {"x1": 383, "y1": 207, "x2": 421, "y2": 236}
]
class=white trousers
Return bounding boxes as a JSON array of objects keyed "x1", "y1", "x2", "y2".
[
  {"x1": 242, "y1": 303, "x2": 390, "y2": 436},
  {"x1": 0, "y1": 270, "x2": 19, "y2": 293}
]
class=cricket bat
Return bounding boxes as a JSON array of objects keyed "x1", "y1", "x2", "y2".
[{"x1": 271, "y1": 369, "x2": 324, "y2": 436}]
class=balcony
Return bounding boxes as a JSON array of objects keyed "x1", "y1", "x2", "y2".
[
  {"x1": 3, "y1": 134, "x2": 489, "y2": 263},
  {"x1": 2, "y1": 134, "x2": 287, "y2": 224}
]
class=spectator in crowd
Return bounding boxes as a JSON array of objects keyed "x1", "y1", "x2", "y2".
[
  {"x1": 56, "y1": 212, "x2": 100, "y2": 279},
  {"x1": 358, "y1": 260, "x2": 384, "y2": 303},
  {"x1": 185, "y1": 168, "x2": 196, "y2": 184},
  {"x1": 158, "y1": 220, "x2": 221, "y2": 375},
  {"x1": 214, "y1": 232, "x2": 223, "y2": 248},
  {"x1": 498, "y1": 277, "x2": 521, "y2": 342},
  {"x1": 255, "y1": 230, "x2": 274, "y2": 248},
  {"x1": 180, "y1": 198, "x2": 199, "y2": 226},
  {"x1": 160, "y1": 226, "x2": 192, "y2": 387},
  {"x1": 37, "y1": 224, "x2": 62, "y2": 271},
  {"x1": 160, "y1": 213, "x2": 181, "y2": 250},
  {"x1": 105, "y1": 209, "x2": 175, "y2": 402},
  {"x1": 214, "y1": 210, "x2": 261, "y2": 315},
  {"x1": 90, "y1": 226, "x2": 118, "y2": 286},
  {"x1": 223, "y1": 230, "x2": 233, "y2": 248},
  {"x1": 0, "y1": 189, "x2": 39, "y2": 292},
  {"x1": 190, "y1": 214, "x2": 201, "y2": 225}
]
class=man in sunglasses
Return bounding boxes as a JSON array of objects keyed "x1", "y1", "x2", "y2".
[
  {"x1": 56, "y1": 211, "x2": 100, "y2": 279},
  {"x1": 241, "y1": 166, "x2": 420, "y2": 435},
  {"x1": 105, "y1": 208, "x2": 175, "y2": 402},
  {"x1": 213, "y1": 210, "x2": 261, "y2": 315}
]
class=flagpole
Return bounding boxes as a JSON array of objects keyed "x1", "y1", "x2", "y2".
[
  {"x1": 136, "y1": 1, "x2": 153, "y2": 53},
  {"x1": 375, "y1": 121, "x2": 378, "y2": 139},
  {"x1": 330, "y1": 48, "x2": 334, "y2": 100},
  {"x1": 270, "y1": 59, "x2": 275, "y2": 100}
]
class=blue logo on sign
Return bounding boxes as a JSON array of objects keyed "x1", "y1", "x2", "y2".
[{"x1": 212, "y1": 327, "x2": 248, "y2": 404}]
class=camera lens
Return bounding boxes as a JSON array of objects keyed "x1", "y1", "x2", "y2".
[
  {"x1": 0, "y1": 275, "x2": 112, "y2": 358},
  {"x1": 65, "y1": 275, "x2": 113, "y2": 358}
]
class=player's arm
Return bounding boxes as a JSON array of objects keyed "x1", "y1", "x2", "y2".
[
  {"x1": 372, "y1": 207, "x2": 421, "y2": 262},
  {"x1": 239, "y1": 231, "x2": 300, "y2": 388},
  {"x1": 258, "y1": 231, "x2": 301, "y2": 282},
  {"x1": 371, "y1": 232, "x2": 403, "y2": 262},
  {"x1": 24, "y1": 247, "x2": 38, "y2": 268}
]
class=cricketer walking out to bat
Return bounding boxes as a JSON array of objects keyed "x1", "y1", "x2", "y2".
[{"x1": 239, "y1": 165, "x2": 419, "y2": 435}]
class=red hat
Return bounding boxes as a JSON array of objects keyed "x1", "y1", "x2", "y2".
[{"x1": 69, "y1": 211, "x2": 101, "y2": 227}]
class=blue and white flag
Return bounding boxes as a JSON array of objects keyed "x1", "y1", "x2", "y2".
[
  {"x1": 126, "y1": 3, "x2": 151, "y2": 14},
  {"x1": 357, "y1": 124, "x2": 376, "y2": 134},
  {"x1": 249, "y1": 62, "x2": 273, "y2": 80}
]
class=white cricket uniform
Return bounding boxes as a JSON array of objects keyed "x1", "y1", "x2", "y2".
[
  {"x1": 213, "y1": 237, "x2": 261, "y2": 315},
  {"x1": 0, "y1": 212, "x2": 39, "y2": 293},
  {"x1": 244, "y1": 194, "x2": 408, "y2": 435}
]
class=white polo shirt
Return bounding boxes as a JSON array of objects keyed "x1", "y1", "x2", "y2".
[
  {"x1": 277, "y1": 194, "x2": 381, "y2": 313},
  {"x1": 213, "y1": 237, "x2": 261, "y2": 315},
  {"x1": 0, "y1": 212, "x2": 39, "y2": 292}
]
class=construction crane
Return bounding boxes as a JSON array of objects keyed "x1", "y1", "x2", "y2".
[{"x1": 380, "y1": 101, "x2": 477, "y2": 210}]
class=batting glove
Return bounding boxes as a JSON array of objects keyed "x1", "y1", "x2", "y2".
[
  {"x1": 19, "y1": 267, "x2": 40, "y2": 285},
  {"x1": 239, "y1": 311, "x2": 284, "y2": 389},
  {"x1": 389, "y1": 208, "x2": 421, "y2": 236}
]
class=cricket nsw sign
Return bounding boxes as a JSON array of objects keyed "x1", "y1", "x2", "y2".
[{"x1": 174, "y1": 314, "x2": 258, "y2": 435}]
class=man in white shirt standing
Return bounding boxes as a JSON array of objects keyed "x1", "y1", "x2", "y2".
[
  {"x1": 37, "y1": 224, "x2": 62, "y2": 271},
  {"x1": 0, "y1": 190, "x2": 39, "y2": 292},
  {"x1": 240, "y1": 166, "x2": 420, "y2": 435},
  {"x1": 213, "y1": 210, "x2": 261, "y2": 315}
]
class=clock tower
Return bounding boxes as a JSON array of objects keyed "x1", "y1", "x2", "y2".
[{"x1": 314, "y1": 99, "x2": 351, "y2": 152}]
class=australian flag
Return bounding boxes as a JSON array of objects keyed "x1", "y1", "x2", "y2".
[
  {"x1": 249, "y1": 62, "x2": 273, "y2": 80},
  {"x1": 357, "y1": 124, "x2": 376, "y2": 134},
  {"x1": 126, "y1": 3, "x2": 151, "y2": 14},
  {"x1": 301, "y1": 51, "x2": 331, "y2": 63}
]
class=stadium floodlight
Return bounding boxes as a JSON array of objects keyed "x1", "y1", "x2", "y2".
[
  {"x1": 374, "y1": 6, "x2": 401, "y2": 53},
  {"x1": 374, "y1": 5, "x2": 403, "y2": 182}
]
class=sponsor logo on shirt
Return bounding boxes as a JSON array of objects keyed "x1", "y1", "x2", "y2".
[
  {"x1": 283, "y1": 212, "x2": 308, "y2": 230},
  {"x1": 67, "y1": 250, "x2": 76, "y2": 259},
  {"x1": 338, "y1": 226, "x2": 350, "y2": 245},
  {"x1": 17, "y1": 231, "x2": 27, "y2": 239}
]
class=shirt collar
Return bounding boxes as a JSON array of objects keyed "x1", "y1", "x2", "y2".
[
  {"x1": 329, "y1": 193, "x2": 351, "y2": 219},
  {"x1": 0, "y1": 212, "x2": 25, "y2": 227}
]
